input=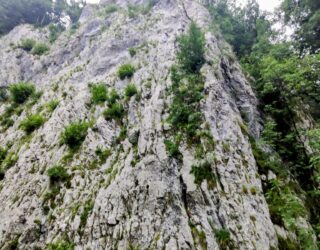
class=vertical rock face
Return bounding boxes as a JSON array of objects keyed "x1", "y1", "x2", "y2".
[{"x1": 0, "y1": 1, "x2": 279, "y2": 249}]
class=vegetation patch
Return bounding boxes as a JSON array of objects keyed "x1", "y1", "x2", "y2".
[
  {"x1": 19, "y1": 38, "x2": 36, "y2": 51},
  {"x1": 124, "y1": 83, "x2": 138, "y2": 98},
  {"x1": 103, "y1": 103, "x2": 124, "y2": 122},
  {"x1": 214, "y1": 228, "x2": 233, "y2": 250},
  {"x1": 20, "y1": 114, "x2": 45, "y2": 134},
  {"x1": 48, "y1": 238, "x2": 75, "y2": 250},
  {"x1": 117, "y1": 64, "x2": 135, "y2": 80},
  {"x1": 48, "y1": 24, "x2": 64, "y2": 43},
  {"x1": 47, "y1": 165, "x2": 70, "y2": 185},
  {"x1": 9, "y1": 82, "x2": 35, "y2": 104},
  {"x1": 61, "y1": 121, "x2": 89, "y2": 150},
  {"x1": 46, "y1": 100, "x2": 60, "y2": 112},
  {"x1": 79, "y1": 201, "x2": 94, "y2": 230},
  {"x1": 164, "y1": 139, "x2": 181, "y2": 159},
  {"x1": 31, "y1": 42, "x2": 50, "y2": 55},
  {"x1": 108, "y1": 89, "x2": 120, "y2": 106},
  {"x1": 103, "y1": 4, "x2": 118, "y2": 16},
  {"x1": 91, "y1": 83, "x2": 108, "y2": 104},
  {"x1": 190, "y1": 161, "x2": 216, "y2": 189}
]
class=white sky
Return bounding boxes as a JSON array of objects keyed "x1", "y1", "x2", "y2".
[{"x1": 85, "y1": 0, "x2": 281, "y2": 12}]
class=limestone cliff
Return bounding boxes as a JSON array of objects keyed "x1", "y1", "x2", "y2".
[{"x1": 0, "y1": 0, "x2": 308, "y2": 249}]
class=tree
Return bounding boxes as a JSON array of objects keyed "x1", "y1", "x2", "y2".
[
  {"x1": 280, "y1": 0, "x2": 320, "y2": 54},
  {"x1": 208, "y1": 0, "x2": 272, "y2": 58},
  {"x1": 0, "y1": 0, "x2": 84, "y2": 35},
  {"x1": 176, "y1": 21, "x2": 205, "y2": 73}
]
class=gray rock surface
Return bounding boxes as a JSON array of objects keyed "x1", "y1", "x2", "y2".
[{"x1": 0, "y1": 0, "x2": 296, "y2": 249}]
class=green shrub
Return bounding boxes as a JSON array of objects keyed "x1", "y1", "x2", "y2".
[
  {"x1": 31, "y1": 43, "x2": 50, "y2": 55},
  {"x1": 61, "y1": 121, "x2": 89, "y2": 149},
  {"x1": 124, "y1": 83, "x2": 138, "y2": 98},
  {"x1": 47, "y1": 165, "x2": 70, "y2": 184},
  {"x1": 48, "y1": 239, "x2": 74, "y2": 250},
  {"x1": 176, "y1": 21, "x2": 205, "y2": 73},
  {"x1": 19, "y1": 38, "x2": 36, "y2": 51},
  {"x1": 49, "y1": 24, "x2": 64, "y2": 43},
  {"x1": 214, "y1": 228, "x2": 232, "y2": 249},
  {"x1": 80, "y1": 201, "x2": 94, "y2": 228},
  {"x1": 0, "y1": 88, "x2": 8, "y2": 102},
  {"x1": 164, "y1": 140, "x2": 181, "y2": 159},
  {"x1": 108, "y1": 89, "x2": 120, "y2": 106},
  {"x1": 103, "y1": 4, "x2": 118, "y2": 15},
  {"x1": 9, "y1": 82, "x2": 35, "y2": 104},
  {"x1": 91, "y1": 84, "x2": 108, "y2": 104},
  {"x1": 190, "y1": 161, "x2": 216, "y2": 188},
  {"x1": 117, "y1": 64, "x2": 135, "y2": 80},
  {"x1": 103, "y1": 103, "x2": 124, "y2": 121},
  {"x1": 1, "y1": 152, "x2": 18, "y2": 170},
  {"x1": 46, "y1": 100, "x2": 59, "y2": 112},
  {"x1": 128, "y1": 47, "x2": 137, "y2": 57},
  {"x1": 95, "y1": 147, "x2": 111, "y2": 164},
  {"x1": 20, "y1": 114, "x2": 45, "y2": 134}
]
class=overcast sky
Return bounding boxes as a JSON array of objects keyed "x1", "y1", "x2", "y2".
[{"x1": 85, "y1": 0, "x2": 281, "y2": 11}]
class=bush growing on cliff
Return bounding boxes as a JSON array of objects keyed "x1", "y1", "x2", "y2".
[
  {"x1": 20, "y1": 114, "x2": 45, "y2": 134},
  {"x1": 32, "y1": 42, "x2": 50, "y2": 55},
  {"x1": 124, "y1": 83, "x2": 138, "y2": 98},
  {"x1": 91, "y1": 84, "x2": 108, "y2": 104},
  {"x1": 19, "y1": 38, "x2": 36, "y2": 51},
  {"x1": 214, "y1": 228, "x2": 232, "y2": 249},
  {"x1": 108, "y1": 89, "x2": 120, "y2": 106},
  {"x1": 103, "y1": 103, "x2": 124, "y2": 122},
  {"x1": 61, "y1": 121, "x2": 89, "y2": 149},
  {"x1": 176, "y1": 21, "x2": 205, "y2": 73},
  {"x1": 9, "y1": 82, "x2": 35, "y2": 104},
  {"x1": 164, "y1": 139, "x2": 181, "y2": 159},
  {"x1": 117, "y1": 64, "x2": 135, "y2": 80},
  {"x1": 190, "y1": 161, "x2": 216, "y2": 188},
  {"x1": 47, "y1": 165, "x2": 70, "y2": 185}
]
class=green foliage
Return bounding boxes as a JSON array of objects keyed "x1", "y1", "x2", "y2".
[
  {"x1": 117, "y1": 64, "x2": 135, "y2": 80},
  {"x1": 0, "y1": 88, "x2": 8, "y2": 102},
  {"x1": 8, "y1": 236, "x2": 19, "y2": 250},
  {"x1": 48, "y1": 238, "x2": 74, "y2": 250},
  {"x1": 176, "y1": 21, "x2": 205, "y2": 73},
  {"x1": 164, "y1": 139, "x2": 181, "y2": 159},
  {"x1": 49, "y1": 24, "x2": 64, "y2": 43},
  {"x1": 190, "y1": 161, "x2": 216, "y2": 188},
  {"x1": 208, "y1": 0, "x2": 272, "y2": 58},
  {"x1": 95, "y1": 147, "x2": 111, "y2": 165},
  {"x1": 0, "y1": 0, "x2": 84, "y2": 35},
  {"x1": 108, "y1": 89, "x2": 120, "y2": 106},
  {"x1": 214, "y1": 228, "x2": 232, "y2": 249},
  {"x1": 91, "y1": 84, "x2": 108, "y2": 104},
  {"x1": 46, "y1": 100, "x2": 60, "y2": 112},
  {"x1": 9, "y1": 82, "x2": 35, "y2": 104},
  {"x1": 19, "y1": 39, "x2": 36, "y2": 51},
  {"x1": 168, "y1": 71, "x2": 205, "y2": 143},
  {"x1": 79, "y1": 201, "x2": 94, "y2": 228},
  {"x1": 281, "y1": 0, "x2": 320, "y2": 54},
  {"x1": 47, "y1": 165, "x2": 70, "y2": 184},
  {"x1": 103, "y1": 103, "x2": 124, "y2": 122},
  {"x1": 20, "y1": 114, "x2": 45, "y2": 134},
  {"x1": 266, "y1": 179, "x2": 305, "y2": 228},
  {"x1": 128, "y1": 47, "x2": 136, "y2": 57},
  {"x1": 31, "y1": 42, "x2": 50, "y2": 55},
  {"x1": 278, "y1": 235, "x2": 299, "y2": 250},
  {"x1": 103, "y1": 4, "x2": 118, "y2": 15},
  {"x1": 124, "y1": 83, "x2": 138, "y2": 98},
  {"x1": 61, "y1": 121, "x2": 89, "y2": 149},
  {"x1": 1, "y1": 152, "x2": 18, "y2": 170}
]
